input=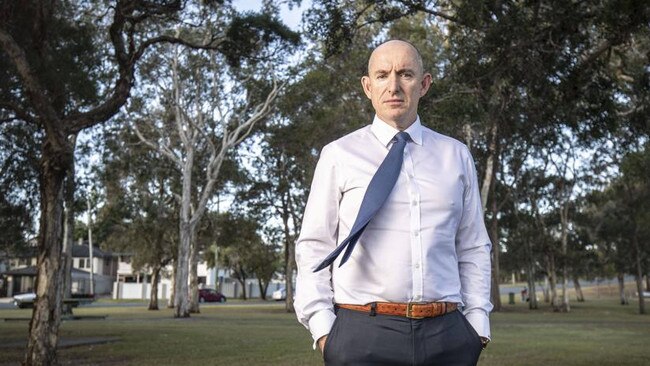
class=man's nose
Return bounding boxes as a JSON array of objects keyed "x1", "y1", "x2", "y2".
[{"x1": 387, "y1": 74, "x2": 400, "y2": 93}]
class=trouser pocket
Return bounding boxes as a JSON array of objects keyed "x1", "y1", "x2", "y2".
[{"x1": 323, "y1": 313, "x2": 341, "y2": 362}]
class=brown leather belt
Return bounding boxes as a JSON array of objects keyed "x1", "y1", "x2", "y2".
[{"x1": 336, "y1": 301, "x2": 457, "y2": 319}]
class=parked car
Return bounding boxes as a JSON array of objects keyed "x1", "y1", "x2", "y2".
[
  {"x1": 13, "y1": 292, "x2": 37, "y2": 308},
  {"x1": 198, "y1": 289, "x2": 226, "y2": 303},
  {"x1": 272, "y1": 287, "x2": 287, "y2": 301},
  {"x1": 13, "y1": 292, "x2": 95, "y2": 308}
]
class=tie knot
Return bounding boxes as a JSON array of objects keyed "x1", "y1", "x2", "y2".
[{"x1": 394, "y1": 131, "x2": 410, "y2": 143}]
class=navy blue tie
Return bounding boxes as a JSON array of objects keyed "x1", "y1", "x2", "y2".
[{"x1": 313, "y1": 131, "x2": 411, "y2": 272}]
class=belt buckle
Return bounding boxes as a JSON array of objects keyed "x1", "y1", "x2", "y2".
[{"x1": 406, "y1": 302, "x2": 424, "y2": 319}]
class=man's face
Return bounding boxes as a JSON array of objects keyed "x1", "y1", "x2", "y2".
[{"x1": 361, "y1": 41, "x2": 432, "y2": 130}]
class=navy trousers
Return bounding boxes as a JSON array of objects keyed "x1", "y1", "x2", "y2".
[{"x1": 323, "y1": 308, "x2": 482, "y2": 366}]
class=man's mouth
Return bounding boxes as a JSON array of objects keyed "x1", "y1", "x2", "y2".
[{"x1": 384, "y1": 99, "x2": 404, "y2": 104}]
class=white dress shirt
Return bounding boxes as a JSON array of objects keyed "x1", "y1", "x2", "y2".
[{"x1": 294, "y1": 116, "x2": 493, "y2": 347}]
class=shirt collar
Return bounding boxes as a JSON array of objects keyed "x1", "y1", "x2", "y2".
[{"x1": 370, "y1": 115, "x2": 423, "y2": 147}]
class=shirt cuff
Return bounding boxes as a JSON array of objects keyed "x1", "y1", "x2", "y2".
[
  {"x1": 308, "y1": 309, "x2": 337, "y2": 350},
  {"x1": 464, "y1": 310, "x2": 491, "y2": 340}
]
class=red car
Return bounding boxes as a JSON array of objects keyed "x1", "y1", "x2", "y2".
[{"x1": 198, "y1": 289, "x2": 227, "y2": 303}]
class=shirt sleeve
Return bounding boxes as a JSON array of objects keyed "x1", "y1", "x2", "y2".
[
  {"x1": 455, "y1": 146, "x2": 493, "y2": 339},
  {"x1": 294, "y1": 143, "x2": 342, "y2": 348}
]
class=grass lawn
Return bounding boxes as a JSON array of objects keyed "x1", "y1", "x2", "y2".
[{"x1": 1, "y1": 297, "x2": 649, "y2": 366}]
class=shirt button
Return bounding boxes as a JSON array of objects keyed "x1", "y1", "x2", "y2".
[
  {"x1": 414, "y1": 263, "x2": 420, "y2": 269},
  {"x1": 413, "y1": 231, "x2": 419, "y2": 237},
  {"x1": 411, "y1": 200, "x2": 418, "y2": 206}
]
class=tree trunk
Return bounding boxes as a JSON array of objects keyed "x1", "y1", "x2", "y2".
[
  {"x1": 559, "y1": 202, "x2": 570, "y2": 312},
  {"x1": 480, "y1": 121, "x2": 497, "y2": 212},
  {"x1": 543, "y1": 275, "x2": 550, "y2": 303},
  {"x1": 646, "y1": 273, "x2": 650, "y2": 292},
  {"x1": 189, "y1": 237, "x2": 200, "y2": 313},
  {"x1": 61, "y1": 136, "x2": 76, "y2": 317},
  {"x1": 573, "y1": 276, "x2": 584, "y2": 302},
  {"x1": 524, "y1": 241, "x2": 538, "y2": 309},
  {"x1": 617, "y1": 272, "x2": 628, "y2": 305},
  {"x1": 174, "y1": 222, "x2": 191, "y2": 317},
  {"x1": 238, "y1": 278, "x2": 247, "y2": 300},
  {"x1": 547, "y1": 254, "x2": 559, "y2": 310},
  {"x1": 527, "y1": 275, "x2": 538, "y2": 310},
  {"x1": 632, "y1": 232, "x2": 645, "y2": 314},
  {"x1": 149, "y1": 266, "x2": 161, "y2": 310},
  {"x1": 281, "y1": 192, "x2": 295, "y2": 312},
  {"x1": 24, "y1": 141, "x2": 72, "y2": 366},
  {"x1": 168, "y1": 260, "x2": 176, "y2": 309},
  {"x1": 489, "y1": 182, "x2": 501, "y2": 312},
  {"x1": 258, "y1": 278, "x2": 268, "y2": 300}
]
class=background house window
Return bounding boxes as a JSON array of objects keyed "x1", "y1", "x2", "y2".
[{"x1": 78, "y1": 258, "x2": 86, "y2": 268}]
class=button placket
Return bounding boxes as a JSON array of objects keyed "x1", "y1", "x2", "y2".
[{"x1": 403, "y1": 144, "x2": 423, "y2": 302}]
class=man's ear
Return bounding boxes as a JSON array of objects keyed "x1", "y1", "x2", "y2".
[
  {"x1": 420, "y1": 73, "x2": 433, "y2": 97},
  {"x1": 361, "y1": 76, "x2": 372, "y2": 99}
]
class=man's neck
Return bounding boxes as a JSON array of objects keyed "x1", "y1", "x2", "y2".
[{"x1": 378, "y1": 116, "x2": 418, "y2": 131}]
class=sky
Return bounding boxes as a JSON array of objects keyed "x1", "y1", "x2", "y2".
[{"x1": 232, "y1": 0, "x2": 308, "y2": 31}]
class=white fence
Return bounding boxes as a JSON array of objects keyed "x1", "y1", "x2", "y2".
[
  {"x1": 113, "y1": 282, "x2": 170, "y2": 300},
  {"x1": 113, "y1": 280, "x2": 285, "y2": 300}
]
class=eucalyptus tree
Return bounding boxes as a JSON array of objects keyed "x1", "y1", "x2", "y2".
[{"x1": 129, "y1": 4, "x2": 299, "y2": 316}]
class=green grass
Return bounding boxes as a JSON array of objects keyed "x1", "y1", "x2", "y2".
[{"x1": 1, "y1": 298, "x2": 649, "y2": 366}]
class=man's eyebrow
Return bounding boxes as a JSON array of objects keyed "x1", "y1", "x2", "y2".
[
  {"x1": 396, "y1": 67, "x2": 416, "y2": 74},
  {"x1": 372, "y1": 67, "x2": 417, "y2": 75}
]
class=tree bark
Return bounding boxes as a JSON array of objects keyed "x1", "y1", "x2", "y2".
[
  {"x1": 24, "y1": 141, "x2": 72, "y2": 366},
  {"x1": 148, "y1": 266, "x2": 161, "y2": 310},
  {"x1": 559, "y1": 201, "x2": 570, "y2": 312},
  {"x1": 189, "y1": 238, "x2": 200, "y2": 313},
  {"x1": 617, "y1": 272, "x2": 628, "y2": 305},
  {"x1": 168, "y1": 260, "x2": 176, "y2": 309},
  {"x1": 573, "y1": 276, "x2": 584, "y2": 302},
  {"x1": 281, "y1": 191, "x2": 295, "y2": 312},
  {"x1": 527, "y1": 274, "x2": 538, "y2": 310},
  {"x1": 489, "y1": 178, "x2": 501, "y2": 312},
  {"x1": 258, "y1": 278, "x2": 269, "y2": 300},
  {"x1": 547, "y1": 254, "x2": 559, "y2": 310},
  {"x1": 174, "y1": 222, "x2": 191, "y2": 317},
  {"x1": 524, "y1": 239, "x2": 538, "y2": 309},
  {"x1": 632, "y1": 232, "x2": 645, "y2": 314},
  {"x1": 236, "y1": 272, "x2": 248, "y2": 300},
  {"x1": 61, "y1": 136, "x2": 76, "y2": 316}
]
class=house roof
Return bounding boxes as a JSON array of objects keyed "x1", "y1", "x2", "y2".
[
  {"x1": 2, "y1": 266, "x2": 92, "y2": 277},
  {"x1": 12, "y1": 243, "x2": 114, "y2": 259}
]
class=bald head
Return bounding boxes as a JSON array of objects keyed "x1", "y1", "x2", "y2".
[
  {"x1": 367, "y1": 40, "x2": 425, "y2": 77},
  {"x1": 361, "y1": 39, "x2": 432, "y2": 130}
]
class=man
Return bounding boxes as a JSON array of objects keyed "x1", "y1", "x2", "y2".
[{"x1": 294, "y1": 40, "x2": 492, "y2": 365}]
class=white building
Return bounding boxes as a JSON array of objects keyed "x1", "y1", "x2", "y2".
[{"x1": 0, "y1": 241, "x2": 117, "y2": 297}]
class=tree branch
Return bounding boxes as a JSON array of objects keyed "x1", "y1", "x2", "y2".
[
  {"x1": 0, "y1": 102, "x2": 37, "y2": 125},
  {"x1": 133, "y1": 121, "x2": 182, "y2": 168},
  {"x1": 0, "y1": 28, "x2": 62, "y2": 138}
]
